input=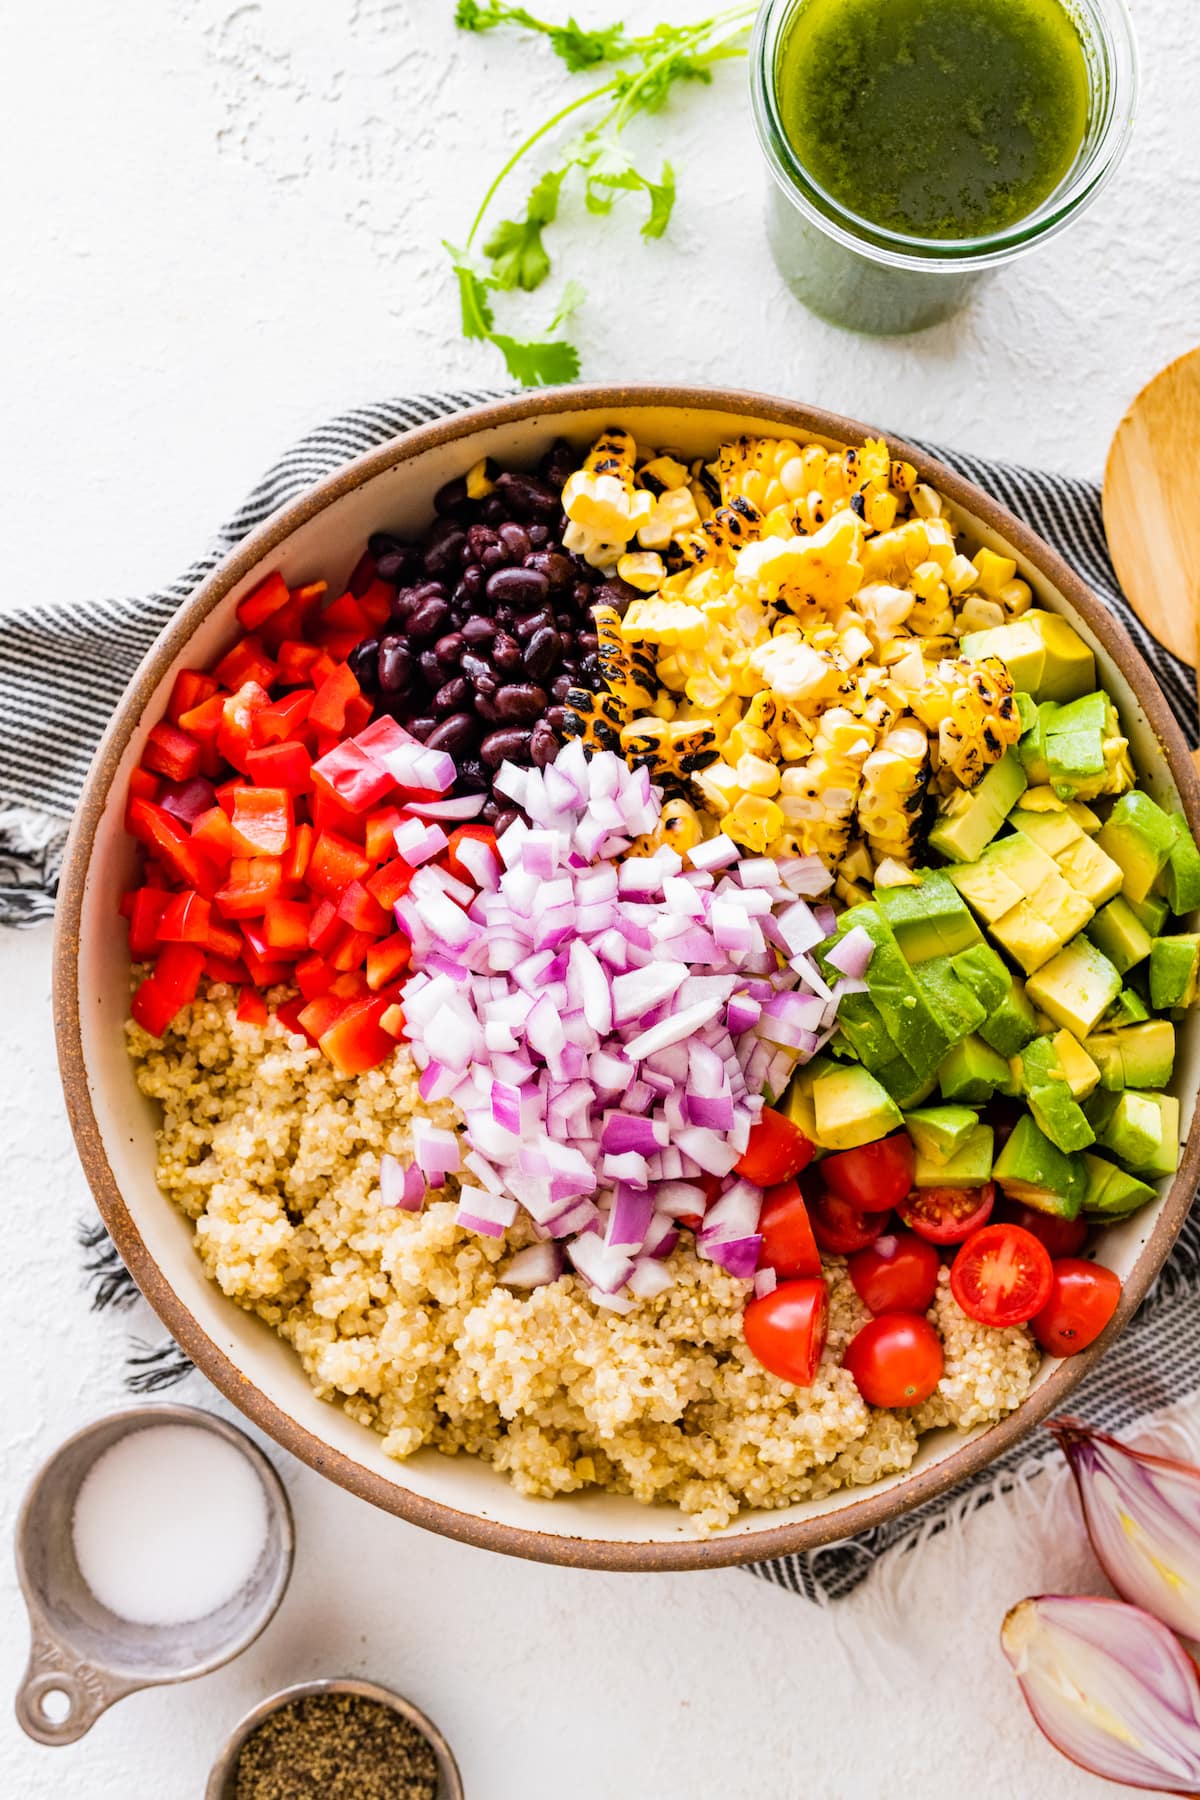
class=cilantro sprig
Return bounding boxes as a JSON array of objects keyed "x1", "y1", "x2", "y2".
[{"x1": 447, "y1": 2, "x2": 756, "y2": 385}]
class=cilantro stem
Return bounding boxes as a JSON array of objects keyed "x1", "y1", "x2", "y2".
[{"x1": 465, "y1": 79, "x2": 617, "y2": 250}]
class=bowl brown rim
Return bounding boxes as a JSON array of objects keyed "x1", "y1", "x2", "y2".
[{"x1": 53, "y1": 383, "x2": 1200, "y2": 1573}]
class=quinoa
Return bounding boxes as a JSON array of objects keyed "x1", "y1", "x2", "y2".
[{"x1": 129, "y1": 986, "x2": 1040, "y2": 1533}]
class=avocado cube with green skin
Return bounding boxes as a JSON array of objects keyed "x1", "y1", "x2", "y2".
[
  {"x1": 905, "y1": 1104, "x2": 981, "y2": 1163},
  {"x1": 1087, "y1": 897, "x2": 1155, "y2": 975},
  {"x1": 938, "y1": 1035, "x2": 1015, "y2": 1104},
  {"x1": 810, "y1": 1063, "x2": 904, "y2": 1151},
  {"x1": 1149, "y1": 935, "x2": 1200, "y2": 1010},
  {"x1": 1099, "y1": 1090, "x2": 1180, "y2": 1178},
  {"x1": 913, "y1": 1123, "x2": 995, "y2": 1188},
  {"x1": 835, "y1": 989, "x2": 904, "y2": 1074},
  {"x1": 994, "y1": 1114, "x2": 1088, "y2": 1217},
  {"x1": 1016, "y1": 1030, "x2": 1101, "y2": 1099},
  {"x1": 1084, "y1": 1033, "x2": 1125, "y2": 1091},
  {"x1": 1096, "y1": 791, "x2": 1179, "y2": 905},
  {"x1": 1112, "y1": 986, "x2": 1151, "y2": 1025},
  {"x1": 875, "y1": 870, "x2": 982, "y2": 961},
  {"x1": 1131, "y1": 891, "x2": 1171, "y2": 936},
  {"x1": 947, "y1": 831, "x2": 1061, "y2": 923},
  {"x1": 877, "y1": 1060, "x2": 939, "y2": 1109},
  {"x1": 842, "y1": 908, "x2": 957, "y2": 1079},
  {"x1": 991, "y1": 879, "x2": 1095, "y2": 975},
  {"x1": 1159, "y1": 812, "x2": 1200, "y2": 916},
  {"x1": 962, "y1": 611, "x2": 1096, "y2": 703},
  {"x1": 927, "y1": 749, "x2": 1028, "y2": 864},
  {"x1": 1028, "y1": 1086, "x2": 1096, "y2": 1153},
  {"x1": 912, "y1": 956, "x2": 988, "y2": 1042},
  {"x1": 1026, "y1": 938, "x2": 1122, "y2": 1039},
  {"x1": 951, "y1": 943, "x2": 1012, "y2": 1014},
  {"x1": 1082, "y1": 1153, "x2": 1159, "y2": 1220},
  {"x1": 1018, "y1": 713, "x2": 1050, "y2": 786},
  {"x1": 979, "y1": 979, "x2": 1040, "y2": 1056},
  {"x1": 1084, "y1": 1019, "x2": 1175, "y2": 1092}
]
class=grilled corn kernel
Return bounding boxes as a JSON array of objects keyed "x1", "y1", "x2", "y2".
[
  {"x1": 945, "y1": 553, "x2": 979, "y2": 597},
  {"x1": 857, "y1": 721, "x2": 930, "y2": 866},
  {"x1": 618, "y1": 552, "x2": 666, "y2": 593},
  {"x1": 865, "y1": 489, "x2": 899, "y2": 532},
  {"x1": 585, "y1": 427, "x2": 637, "y2": 480},
  {"x1": 637, "y1": 486, "x2": 700, "y2": 551},
  {"x1": 910, "y1": 655, "x2": 1021, "y2": 788},
  {"x1": 958, "y1": 596, "x2": 1007, "y2": 633},
  {"x1": 875, "y1": 856, "x2": 922, "y2": 888},
  {"x1": 638, "y1": 453, "x2": 690, "y2": 494},
  {"x1": 997, "y1": 577, "x2": 1033, "y2": 616},
  {"x1": 735, "y1": 753, "x2": 781, "y2": 797},
  {"x1": 910, "y1": 483, "x2": 945, "y2": 519},
  {"x1": 722, "y1": 794, "x2": 785, "y2": 853},
  {"x1": 971, "y1": 547, "x2": 1018, "y2": 596},
  {"x1": 465, "y1": 457, "x2": 495, "y2": 500}
]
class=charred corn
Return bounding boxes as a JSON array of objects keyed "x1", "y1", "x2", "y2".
[
  {"x1": 909, "y1": 655, "x2": 1021, "y2": 787},
  {"x1": 857, "y1": 721, "x2": 931, "y2": 866},
  {"x1": 777, "y1": 707, "x2": 874, "y2": 863}
]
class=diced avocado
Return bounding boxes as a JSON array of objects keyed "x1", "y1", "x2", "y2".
[
  {"x1": 979, "y1": 979, "x2": 1040, "y2": 1056},
  {"x1": 1130, "y1": 891, "x2": 1171, "y2": 936},
  {"x1": 1112, "y1": 986, "x2": 1151, "y2": 1025},
  {"x1": 1016, "y1": 1029, "x2": 1101, "y2": 1099},
  {"x1": 994, "y1": 1115, "x2": 1087, "y2": 1217},
  {"x1": 1067, "y1": 799, "x2": 1103, "y2": 834},
  {"x1": 1057, "y1": 834, "x2": 1125, "y2": 906},
  {"x1": 1018, "y1": 710, "x2": 1050, "y2": 785},
  {"x1": 951, "y1": 943, "x2": 1012, "y2": 1015},
  {"x1": 905, "y1": 1104, "x2": 981, "y2": 1163},
  {"x1": 1149, "y1": 934, "x2": 1200, "y2": 1010},
  {"x1": 1087, "y1": 896, "x2": 1154, "y2": 975},
  {"x1": 991, "y1": 878, "x2": 1094, "y2": 975},
  {"x1": 949, "y1": 857, "x2": 1024, "y2": 924},
  {"x1": 938, "y1": 1034, "x2": 1015, "y2": 1104},
  {"x1": 927, "y1": 749, "x2": 1028, "y2": 864},
  {"x1": 1160, "y1": 812, "x2": 1200, "y2": 916},
  {"x1": 1099, "y1": 1090, "x2": 1180, "y2": 1179},
  {"x1": 962, "y1": 610, "x2": 1096, "y2": 703},
  {"x1": 912, "y1": 956, "x2": 988, "y2": 1042},
  {"x1": 1010, "y1": 805, "x2": 1082, "y2": 858},
  {"x1": 877, "y1": 1060, "x2": 939, "y2": 1109},
  {"x1": 1026, "y1": 938, "x2": 1122, "y2": 1039},
  {"x1": 1082, "y1": 1153, "x2": 1158, "y2": 1220},
  {"x1": 1096, "y1": 792, "x2": 1179, "y2": 906},
  {"x1": 1084, "y1": 1020, "x2": 1175, "y2": 1092},
  {"x1": 1083, "y1": 1032, "x2": 1124, "y2": 1092},
  {"x1": 838, "y1": 907, "x2": 957, "y2": 1081},
  {"x1": 1028, "y1": 1085, "x2": 1096, "y2": 1153},
  {"x1": 875, "y1": 870, "x2": 982, "y2": 961},
  {"x1": 835, "y1": 988, "x2": 905, "y2": 1074},
  {"x1": 913, "y1": 1122, "x2": 994, "y2": 1188},
  {"x1": 780, "y1": 1073, "x2": 817, "y2": 1145},
  {"x1": 1083, "y1": 1086, "x2": 1121, "y2": 1133},
  {"x1": 810, "y1": 1062, "x2": 904, "y2": 1151}
]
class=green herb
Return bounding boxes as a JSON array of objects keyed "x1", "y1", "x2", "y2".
[{"x1": 447, "y1": 2, "x2": 756, "y2": 385}]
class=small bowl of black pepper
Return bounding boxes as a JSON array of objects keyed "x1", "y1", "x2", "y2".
[{"x1": 206, "y1": 1677, "x2": 463, "y2": 1800}]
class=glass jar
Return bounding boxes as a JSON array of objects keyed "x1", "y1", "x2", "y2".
[{"x1": 750, "y1": 0, "x2": 1139, "y2": 336}]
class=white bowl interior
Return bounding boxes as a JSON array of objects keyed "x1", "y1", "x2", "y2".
[{"x1": 76, "y1": 403, "x2": 1199, "y2": 1549}]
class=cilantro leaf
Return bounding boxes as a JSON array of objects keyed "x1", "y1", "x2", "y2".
[
  {"x1": 454, "y1": 1, "x2": 630, "y2": 72},
  {"x1": 483, "y1": 167, "x2": 564, "y2": 291},
  {"x1": 580, "y1": 139, "x2": 675, "y2": 238},
  {"x1": 549, "y1": 277, "x2": 587, "y2": 330},
  {"x1": 490, "y1": 331, "x2": 581, "y2": 387},
  {"x1": 443, "y1": 244, "x2": 496, "y2": 339}
]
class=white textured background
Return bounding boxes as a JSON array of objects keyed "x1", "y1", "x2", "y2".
[{"x1": 2, "y1": 1, "x2": 1199, "y2": 1795}]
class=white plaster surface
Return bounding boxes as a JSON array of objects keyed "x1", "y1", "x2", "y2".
[{"x1": 2, "y1": 0, "x2": 1199, "y2": 1794}]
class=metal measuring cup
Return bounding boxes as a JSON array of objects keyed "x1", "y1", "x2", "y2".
[{"x1": 14, "y1": 1402, "x2": 294, "y2": 1744}]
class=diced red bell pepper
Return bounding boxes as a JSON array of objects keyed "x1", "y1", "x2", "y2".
[
  {"x1": 191, "y1": 806, "x2": 235, "y2": 865},
  {"x1": 262, "y1": 897, "x2": 312, "y2": 953},
  {"x1": 130, "y1": 943, "x2": 205, "y2": 1037},
  {"x1": 119, "y1": 888, "x2": 137, "y2": 920},
  {"x1": 127, "y1": 797, "x2": 218, "y2": 898},
  {"x1": 366, "y1": 858, "x2": 414, "y2": 910},
  {"x1": 128, "y1": 765, "x2": 160, "y2": 803},
  {"x1": 295, "y1": 953, "x2": 337, "y2": 1000},
  {"x1": 347, "y1": 549, "x2": 377, "y2": 597},
  {"x1": 380, "y1": 1002, "x2": 406, "y2": 1038},
  {"x1": 316, "y1": 629, "x2": 369, "y2": 663},
  {"x1": 328, "y1": 970, "x2": 370, "y2": 1000},
  {"x1": 284, "y1": 822, "x2": 313, "y2": 885},
  {"x1": 217, "y1": 682, "x2": 272, "y2": 774},
  {"x1": 366, "y1": 934, "x2": 412, "y2": 991},
  {"x1": 297, "y1": 991, "x2": 353, "y2": 1041},
  {"x1": 330, "y1": 927, "x2": 377, "y2": 973},
  {"x1": 236, "y1": 986, "x2": 269, "y2": 1026},
  {"x1": 364, "y1": 807, "x2": 405, "y2": 862},
  {"x1": 205, "y1": 953, "x2": 248, "y2": 983},
  {"x1": 214, "y1": 635, "x2": 278, "y2": 692},
  {"x1": 167, "y1": 669, "x2": 221, "y2": 726},
  {"x1": 309, "y1": 662, "x2": 360, "y2": 736},
  {"x1": 320, "y1": 592, "x2": 370, "y2": 636},
  {"x1": 357, "y1": 716, "x2": 416, "y2": 762},
  {"x1": 262, "y1": 586, "x2": 327, "y2": 654},
  {"x1": 337, "y1": 879, "x2": 391, "y2": 935},
  {"x1": 215, "y1": 856, "x2": 283, "y2": 918},
  {"x1": 230, "y1": 787, "x2": 293, "y2": 857},
  {"x1": 128, "y1": 888, "x2": 170, "y2": 958},
  {"x1": 307, "y1": 830, "x2": 372, "y2": 898},
  {"x1": 205, "y1": 917, "x2": 244, "y2": 960},
  {"x1": 311, "y1": 741, "x2": 395, "y2": 815},
  {"x1": 142, "y1": 722, "x2": 203, "y2": 784},
  {"x1": 235, "y1": 571, "x2": 290, "y2": 633},
  {"x1": 158, "y1": 776, "x2": 217, "y2": 828},
  {"x1": 156, "y1": 890, "x2": 212, "y2": 945},
  {"x1": 444, "y1": 823, "x2": 499, "y2": 885},
  {"x1": 245, "y1": 741, "x2": 312, "y2": 794},
  {"x1": 251, "y1": 689, "x2": 314, "y2": 746},
  {"x1": 239, "y1": 934, "x2": 294, "y2": 987},
  {"x1": 356, "y1": 578, "x2": 395, "y2": 628},
  {"x1": 307, "y1": 897, "x2": 343, "y2": 953},
  {"x1": 276, "y1": 640, "x2": 323, "y2": 686},
  {"x1": 215, "y1": 777, "x2": 249, "y2": 816},
  {"x1": 242, "y1": 919, "x2": 301, "y2": 968},
  {"x1": 310, "y1": 785, "x2": 367, "y2": 845},
  {"x1": 276, "y1": 995, "x2": 317, "y2": 1042},
  {"x1": 343, "y1": 694, "x2": 373, "y2": 737},
  {"x1": 318, "y1": 994, "x2": 396, "y2": 1075}
]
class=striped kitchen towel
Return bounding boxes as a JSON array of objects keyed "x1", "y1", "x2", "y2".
[{"x1": 9, "y1": 391, "x2": 1200, "y2": 1601}]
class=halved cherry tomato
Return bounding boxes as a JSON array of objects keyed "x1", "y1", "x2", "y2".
[
  {"x1": 1031, "y1": 1260, "x2": 1122, "y2": 1357},
  {"x1": 950, "y1": 1224, "x2": 1053, "y2": 1327},
  {"x1": 758, "y1": 1181, "x2": 822, "y2": 1279},
  {"x1": 822, "y1": 1132, "x2": 914, "y2": 1211},
  {"x1": 848, "y1": 1230, "x2": 940, "y2": 1316},
  {"x1": 899, "y1": 1181, "x2": 995, "y2": 1246},
  {"x1": 843, "y1": 1314, "x2": 944, "y2": 1408},
  {"x1": 994, "y1": 1198, "x2": 1088, "y2": 1260},
  {"x1": 743, "y1": 1278, "x2": 829, "y2": 1387},
  {"x1": 808, "y1": 1187, "x2": 891, "y2": 1255},
  {"x1": 735, "y1": 1105, "x2": 815, "y2": 1187}
]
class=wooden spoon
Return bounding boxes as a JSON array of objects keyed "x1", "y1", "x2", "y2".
[{"x1": 1103, "y1": 347, "x2": 1200, "y2": 715}]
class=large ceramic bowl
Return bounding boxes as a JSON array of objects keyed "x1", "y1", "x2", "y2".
[{"x1": 54, "y1": 386, "x2": 1200, "y2": 1571}]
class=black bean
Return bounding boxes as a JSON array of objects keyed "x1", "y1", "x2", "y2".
[
  {"x1": 460, "y1": 650, "x2": 494, "y2": 686},
  {"x1": 457, "y1": 564, "x2": 485, "y2": 601},
  {"x1": 493, "y1": 604, "x2": 515, "y2": 627},
  {"x1": 495, "y1": 682, "x2": 547, "y2": 723},
  {"x1": 486, "y1": 566, "x2": 550, "y2": 608},
  {"x1": 579, "y1": 653, "x2": 601, "y2": 685},
  {"x1": 559, "y1": 658, "x2": 580, "y2": 679},
  {"x1": 494, "y1": 807, "x2": 520, "y2": 835},
  {"x1": 435, "y1": 632, "x2": 464, "y2": 669},
  {"x1": 480, "y1": 543, "x2": 508, "y2": 572},
  {"x1": 377, "y1": 638, "x2": 413, "y2": 693},
  {"x1": 475, "y1": 692, "x2": 502, "y2": 722},
  {"x1": 492, "y1": 631, "x2": 522, "y2": 674},
  {"x1": 494, "y1": 470, "x2": 561, "y2": 519},
  {"x1": 481, "y1": 797, "x2": 500, "y2": 824},
  {"x1": 406, "y1": 715, "x2": 437, "y2": 742},
  {"x1": 525, "y1": 550, "x2": 574, "y2": 590},
  {"x1": 524, "y1": 625, "x2": 560, "y2": 680},
  {"x1": 368, "y1": 531, "x2": 411, "y2": 560},
  {"x1": 498, "y1": 522, "x2": 531, "y2": 561},
  {"x1": 456, "y1": 755, "x2": 489, "y2": 792},
  {"x1": 530, "y1": 720, "x2": 558, "y2": 766},
  {"x1": 594, "y1": 576, "x2": 639, "y2": 610},
  {"x1": 576, "y1": 630, "x2": 599, "y2": 652},
  {"x1": 422, "y1": 531, "x2": 467, "y2": 578},
  {"x1": 348, "y1": 637, "x2": 381, "y2": 689},
  {"x1": 571, "y1": 581, "x2": 594, "y2": 610},
  {"x1": 546, "y1": 705, "x2": 567, "y2": 732},
  {"x1": 482, "y1": 496, "x2": 508, "y2": 527},
  {"x1": 419, "y1": 649, "x2": 442, "y2": 685},
  {"x1": 426, "y1": 712, "x2": 478, "y2": 756},
  {"x1": 433, "y1": 476, "x2": 468, "y2": 515},
  {"x1": 467, "y1": 524, "x2": 497, "y2": 558},
  {"x1": 376, "y1": 547, "x2": 420, "y2": 584},
  {"x1": 461, "y1": 615, "x2": 496, "y2": 645},
  {"x1": 433, "y1": 677, "x2": 470, "y2": 715},
  {"x1": 555, "y1": 611, "x2": 575, "y2": 633},
  {"x1": 408, "y1": 597, "x2": 452, "y2": 641},
  {"x1": 539, "y1": 440, "x2": 578, "y2": 490},
  {"x1": 550, "y1": 674, "x2": 573, "y2": 703},
  {"x1": 482, "y1": 726, "x2": 534, "y2": 767},
  {"x1": 527, "y1": 523, "x2": 551, "y2": 548}
]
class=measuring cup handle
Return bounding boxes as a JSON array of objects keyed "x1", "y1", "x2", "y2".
[{"x1": 14, "y1": 1630, "x2": 136, "y2": 1745}]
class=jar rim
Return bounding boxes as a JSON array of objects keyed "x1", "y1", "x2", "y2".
[{"x1": 749, "y1": 0, "x2": 1140, "y2": 271}]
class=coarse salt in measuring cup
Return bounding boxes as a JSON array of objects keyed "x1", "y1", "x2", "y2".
[{"x1": 71, "y1": 1422, "x2": 269, "y2": 1625}]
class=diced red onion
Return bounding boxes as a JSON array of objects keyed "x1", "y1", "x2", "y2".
[
  {"x1": 402, "y1": 793, "x2": 485, "y2": 821},
  {"x1": 702, "y1": 1234, "x2": 762, "y2": 1279},
  {"x1": 627, "y1": 1257, "x2": 675, "y2": 1299},
  {"x1": 688, "y1": 835, "x2": 741, "y2": 871},
  {"x1": 456, "y1": 1184, "x2": 518, "y2": 1237},
  {"x1": 380, "y1": 1153, "x2": 426, "y2": 1212},
  {"x1": 825, "y1": 924, "x2": 875, "y2": 979},
  {"x1": 754, "y1": 1267, "x2": 777, "y2": 1298},
  {"x1": 498, "y1": 1243, "x2": 563, "y2": 1288}
]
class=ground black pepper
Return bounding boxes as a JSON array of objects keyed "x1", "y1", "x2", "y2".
[{"x1": 232, "y1": 1691, "x2": 440, "y2": 1800}]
